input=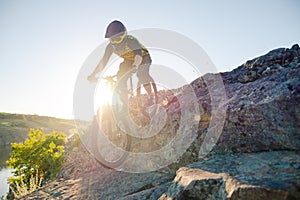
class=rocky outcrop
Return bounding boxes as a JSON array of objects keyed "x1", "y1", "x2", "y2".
[
  {"x1": 159, "y1": 151, "x2": 300, "y2": 200},
  {"x1": 218, "y1": 44, "x2": 300, "y2": 153},
  {"x1": 188, "y1": 44, "x2": 300, "y2": 157},
  {"x1": 24, "y1": 44, "x2": 300, "y2": 199}
]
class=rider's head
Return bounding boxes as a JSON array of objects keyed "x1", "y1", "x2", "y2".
[{"x1": 105, "y1": 20, "x2": 127, "y2": 44}]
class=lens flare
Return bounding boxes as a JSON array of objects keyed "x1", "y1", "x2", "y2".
[{"x1": 95, "y1": 80, "x2": 113, "y2": 108}]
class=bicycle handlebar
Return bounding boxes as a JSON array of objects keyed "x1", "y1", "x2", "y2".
[{"x1": 99, "y1": 75, "x2": 117, "y2": 82}]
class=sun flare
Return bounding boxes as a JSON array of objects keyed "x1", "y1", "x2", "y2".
[{"x1": 94, "y1": 80, "x2": 114, "y2": 109}]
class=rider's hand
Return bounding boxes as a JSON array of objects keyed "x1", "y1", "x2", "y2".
[{"x1": 87, "y1": 74, "x2": 97, "y2": 82}]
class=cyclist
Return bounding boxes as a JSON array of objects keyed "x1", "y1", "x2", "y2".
[{"x1": 88, "y1": 20, "x2": 158, "y2": 105}]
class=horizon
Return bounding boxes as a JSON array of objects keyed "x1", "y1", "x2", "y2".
[{"x1": 1, "y1": 0, "x2": 299, "y2": 119}]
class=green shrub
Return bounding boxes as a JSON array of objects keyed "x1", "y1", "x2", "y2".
[{"x1": 6, "y1": 129, "x2": 66, "y2": 196}]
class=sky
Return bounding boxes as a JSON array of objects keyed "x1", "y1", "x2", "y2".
[{"x1": 0, "y1": 0, "x2": 299, "y2": 119}]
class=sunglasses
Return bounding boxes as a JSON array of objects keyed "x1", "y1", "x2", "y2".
[{"x1": 109, "y1": 31, "x2": 127, "y2": 44}]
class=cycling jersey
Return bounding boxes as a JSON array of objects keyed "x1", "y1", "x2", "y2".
[{"x1": 102, "y1": 35, "x2": 150, "y2": 66}]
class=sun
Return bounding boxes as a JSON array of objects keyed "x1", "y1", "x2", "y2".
[{"x1": 94, "y1": 80, "x2": 114, "y2": 110}]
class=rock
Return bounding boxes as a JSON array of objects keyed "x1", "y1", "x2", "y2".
[
  {"x1": 23, "y1": 44, "x2": 300, "y2": 199},
  {"x1": 187, "y1": 44, "x2": 300, "y2": 158},
  {"x1": 20, "y1": 142, "x2": 175, "y2": 200},
  {"x1": 159, "y1": 151, "x2": 300, "y2": 200},
  {"x1": 223, "y1": 44, "x2": 300, "y2": 84}
]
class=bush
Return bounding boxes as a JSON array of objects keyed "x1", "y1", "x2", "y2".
[{"x1": 6, "y1": 129, "x2": 66, "y2": 196}]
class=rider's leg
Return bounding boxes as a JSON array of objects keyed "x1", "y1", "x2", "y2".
[
  {"x1": 144, "y1": 77, "x2": 158, "y2": 94},
  {"x1": 117, "y1": 60, "x2": 132, "y2": 110},
  {"x1": 137, "y1": 61, "x2": 158, "y2": 103},
  {"x1": 151, "y1": 79, "x2": 158, "y2": 94},
  {"x1": 151, "y1": 79, "x2": 158, "y2": 103},
  {"x1": 116, "y1": 60, "x2": 135, "y2": 132},
  {"x1": 142, "y1": 83, "x2": 151, "y2": 94},
  {"x1": 136, "y1": 82, "x2": 142, "y2": 96},
  {"x1": 137, "y1": 63, "x2": 152, "y2": 94}
]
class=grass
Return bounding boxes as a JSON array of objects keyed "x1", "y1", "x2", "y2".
[{"x1": 10, "y1": 170, "x2": 43, "y2": 199}]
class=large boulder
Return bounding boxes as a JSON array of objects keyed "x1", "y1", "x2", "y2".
[
  {"x1": 188, "y1": 44, "x2": 300, "y2": 159},
  {"x1": 159, "y1": 151, "x2": 300, "y2": 200}
]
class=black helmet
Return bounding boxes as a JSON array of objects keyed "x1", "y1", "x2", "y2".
[{"x1": 105, "y1": 20, "x2": 126, "y2": 38}]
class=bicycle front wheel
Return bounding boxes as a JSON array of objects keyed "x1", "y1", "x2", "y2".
[{"x1": 89, "y1": 118, "x2": 131, "y2": 169}]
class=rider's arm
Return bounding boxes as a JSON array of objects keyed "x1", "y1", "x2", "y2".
[
  {"x1": 127, "y1": 36, "x2": 143, "y2": 67},
  {"x1": 89, "y1": 44, "x2": 113, "y2": 77},
  {"x1": 133, "y1": 55, "x2": 143, "y2": 67}
]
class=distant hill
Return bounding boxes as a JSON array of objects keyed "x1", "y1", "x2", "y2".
[{"x1": 0, "y1": 112, "x2": 76, "y2": 146}]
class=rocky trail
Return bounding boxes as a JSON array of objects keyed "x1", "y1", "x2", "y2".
[{"x1": 23, "y1": 44, "x2": 300, "y2": 199}]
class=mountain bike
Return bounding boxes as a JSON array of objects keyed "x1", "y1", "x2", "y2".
[{"x1": 88, "y1": 72, "x2": 158, "y2": 168}]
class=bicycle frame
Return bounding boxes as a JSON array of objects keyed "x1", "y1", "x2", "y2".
[
  {"x1": 90, "y1": 74, "x2": 134, "y2": 168},
  {"x1": 97, "y1": 74, "x2": 135, "y2": 133}
]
